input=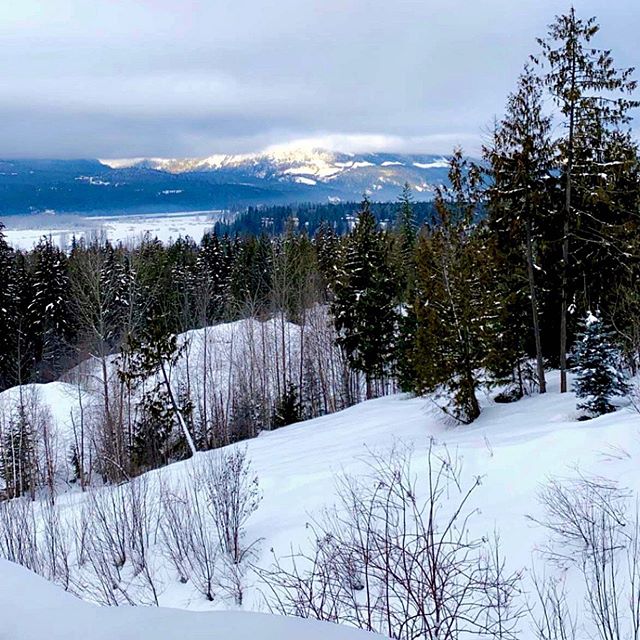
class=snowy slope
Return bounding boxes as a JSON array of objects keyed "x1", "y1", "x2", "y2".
[
  {"x1": 0, "y1": 314, "x2": 340, "y2": 487},
  {"x1": 0, "y1": 559, "x2": 383, "y2": 640},
  {"x1": 1, "y1": 365, "x2": 640, "y2": 636}
]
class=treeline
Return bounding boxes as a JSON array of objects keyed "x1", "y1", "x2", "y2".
[
  {"x1": 214, "y1": 200, "x2": 439, "y2": 236},
  {"x1": 0, "y1": 8, "x2": 638, "y2": 495}
]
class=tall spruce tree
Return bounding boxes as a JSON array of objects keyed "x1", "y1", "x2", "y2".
[
  {"x1": 28, "y1": 236, "x2": 74, "y2": 380},
  {"x1": 534, "y1": 8, "x2": 639, "y2": 392},
  {"x1": 412, "y1": 152, "x2": 492, "y2": 423},
  {"x1": 572, "y1": 311, "x2": 628, "y2": 417},
  {"x1": 394, "y1": 183, "x2": 418, "y2": 300},
  {"x1": 332, "y1": 197, "x2": 397, "y2": 400},
  {"x1": 484, "y1": 67, "x2": 555, "y2": 394},
  {"x1": 0, "y1": 223, "x2": 18, "y2": 390}
]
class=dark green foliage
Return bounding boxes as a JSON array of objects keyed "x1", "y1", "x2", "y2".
[
  {"x1": 572, "y1": 312, "x2": 628, "y2": 417},
  {"x1": 215, "y1": 200, "x2": 438, "y2": 237},
  {"x1": 28, "y1": 237, "x2": 74, "y2": 380},
  {"x1": 483, "y1": 67, "x2": 555, "y2": 394},
  {"x1": 228, "y1": 234, "x2": 273, "y2": 316},
  {"x1": 394, "y1": 183, "x2": 418, "y2": 302},
  {"x1": 0, "y1": 406, "x2": 35, "y2": 499},
  {"x1": 534, "y1": 8, "x2": 639, "y2": 390},
  {"x1": 331, "y1": 197, "x2": 398, "y2": 399},
  {"x1": 411, "y1": 152, "x2": 492, "y2": 423},
  {"x1": 272, "y1": 382, "x2": 302, "y2": 428},
  {"x1": 131, "y1": 389, "x2": 176, "y2": 473},
  {"x1": 0, "y1": 224, "x2": 19, "y2": 388}
]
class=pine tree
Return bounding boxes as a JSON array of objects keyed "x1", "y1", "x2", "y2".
[
  {"x1": 131, "y1": 388, "x2": 175, "y2": 473},
  {"x1": 331, "y1": 197, "x2": 397, "y2": 399},
  {"x1": 484, "y1": 66, "x2": 555, "y2": 394},
  {"x1": 100, "y1": 242, "x2": 135, "y2": 349},
  {"x1": 196, "y1": 231, "x2": 233, "y2": 322},
  {"x1": 534, "y1": 8, "x2": 639, "y2": 392},
  {"x1": 314, "y1": 221, "x2": 341, "y2": 297},
  {"x1": 272, "y1": 382, "x2": 301, "y2": 428},
  {"x1": 28, "y1": 236, "x2": 74, "y2": 380},
  {"x1": 411, "y1": 151, "x2": 492, "y2": 423},
  {"x1": 394, "y1": 183, "x2": 418, "y2": 301},
  {"x1": 228, "y1": 234, "x2": 273, "y2": 317},
  {"x1": 1, "y1": 402, "x2": 36, "y2": 499},
  {"x1": 572, "y1": 311, "x2": 628, "y2": 417},
  {"x1": 0, "y1": 223, "x2": 18, "y2": 390},
  {"x1": 119, "y1": 320, "x2": 197, "y2": 459}
]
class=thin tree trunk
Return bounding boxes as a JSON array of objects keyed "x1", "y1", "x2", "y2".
[
  {"x1": 560, "y1": 41, "x2": 576, "y2": 394},
  {"x1": 525, "y1": 216, "x2": 546, "y2": 393},
  {"x1": 159, "y1": 360, "x2": 197, "y2": 457}
]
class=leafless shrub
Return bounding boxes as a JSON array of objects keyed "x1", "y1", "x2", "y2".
[
  {"x1": 125, "y1": 476, "x2": 161, "y2": 605},
  {"x1": 530, "y1": 474, "x2": 629, "y2": 565},
  {"x1": 532, "y1": 475, "x2": 640, "y2": 640},
  {"x1": 39, "y1": 500, "x2": 74, "y2": 591},
  {"x1": 183, "y1": 475, "x2": 220, "y2": 601},
  {"x1": 82, "y1": 478, "x2": 161, "y2": 605},
  {"x1": 529, "y1": 571, "x2": 576, "y2": 640},
  {"x1": 86, "y1": 484, "x2": 129, "y2": 570},
  {"x1": 74, "y1": 502, "x2": 91, "y2": 567},
  {"x1": 196, "y1": 447, "x2": 262, "y2": 565},
  {"x1": 259, "y1": 443, "x2": 522, "y2": 640},
  {"x1": 158, "y1": 478, "x2": 192, "y2": 584},
  {"x1": 0, "y1": 498, "x2": 40, "y2": 573}
]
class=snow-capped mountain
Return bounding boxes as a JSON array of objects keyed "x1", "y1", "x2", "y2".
[
  {"x1": 99, "y1": 145, "x2": 451, "y2": 196},
  {"x1": 102, "y1": 144, "x2": 448, "y2": 180},
  {"x1": 0, "y1": 146, "x2": 453, "y2": 216}
]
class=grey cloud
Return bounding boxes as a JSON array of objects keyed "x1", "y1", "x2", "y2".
[{"x1": 0, "y1": 0, "x2": 637, "y2": 158}]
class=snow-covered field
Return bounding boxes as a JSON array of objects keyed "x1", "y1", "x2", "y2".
[
  {"x1": 0, "y1": 315, "x2": 638, "y2": 637},
  {"x1": 2, "y1": 210, "x2": 228, "y2": 250},
  {"x1": 2, "y1": 362, "x2": 640, "y2": 637}
]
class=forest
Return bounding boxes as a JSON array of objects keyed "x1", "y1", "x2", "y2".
[{"x1": 0, "y1": 8, "x2": 638, "y2": 497}]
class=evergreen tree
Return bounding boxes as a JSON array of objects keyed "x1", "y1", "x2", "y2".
[
  {"x1": 196, "y1": 231, "x2": 233, "y2": 322},
  {"x1": 119, "y1": 320, "x2": 198, "y2": 460},
  {"x1": 28, "y1": 236, "x2": 74, "y2": 380},
  {"x1": 1, "y1": 402, "x2": 36, "y2": 499},
  {"x1": 331, "y1": 197, "x2": 397, "y2": 399},
  {"x1": 572, "y1": 311, "x2": 628, "y2": 417},
  {"x1": 228, "y1": 234, "x2": 273, "y2": 317},
  {"x1": 411, "y1": 152, "x2": 492, "y2": 423},
  {"x1": 272, "y1": 382, "x2": 301, "y2": 428},
  {"x1": 314, "y1": 221, "x2": 341, "y2": 294},
  {"x1": 484, "y1": 67, "x2": 555, "y2": 394},
  {"x1": 100, "y1": 242, "x2": 136, "y2": 349},
  {"x1": 394, "y1": 183, "x2": 418, "y2": 301},
  {"x1": 534, "y1": 8, "x2": 639, "y2": 392},
  {"x1": 131, "y1": 388, "x2": 175, "y2": 473},
  {"x1": 0, "y1": 223, "x2": 18, "y2": 390}
]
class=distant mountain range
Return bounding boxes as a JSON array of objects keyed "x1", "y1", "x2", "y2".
[{"x1": 0, "y1": 146, "x2": 452, "y2": 216}]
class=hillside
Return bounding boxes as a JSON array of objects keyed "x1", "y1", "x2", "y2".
[
  {"x1": 1, "y1": 360, "x2": 640, "y2": 637},
  {"x1": 0, "y1": 147, "x2": 450, "y2": 216}
]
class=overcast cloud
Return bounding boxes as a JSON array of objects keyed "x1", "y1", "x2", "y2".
[{"x1": 0, "y1": 0, "x2": 637, "y2": 158}]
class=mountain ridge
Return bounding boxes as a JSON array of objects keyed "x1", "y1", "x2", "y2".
[{"x1": 0, "y1": 147, "x2": 453, "y2": 216}]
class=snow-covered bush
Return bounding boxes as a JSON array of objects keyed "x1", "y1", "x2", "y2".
[{"x1": 572, "y1": 311, "x2": 628, "y2": 417}]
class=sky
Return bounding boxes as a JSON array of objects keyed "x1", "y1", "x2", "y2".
[{"x1": 0, "y1": 0, "x2": 637, "y2": 159}]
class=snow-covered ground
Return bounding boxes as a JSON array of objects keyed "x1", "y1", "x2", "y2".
[
  {"x1": 1, "y1": 358, "x2": 639, "y2": 637},
  {"x1": 0, "y1": 558, "x2": 382, "y2": 640},
  {"x1": 2, "y1": 210, "x2": 228, "y2": 250}
]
